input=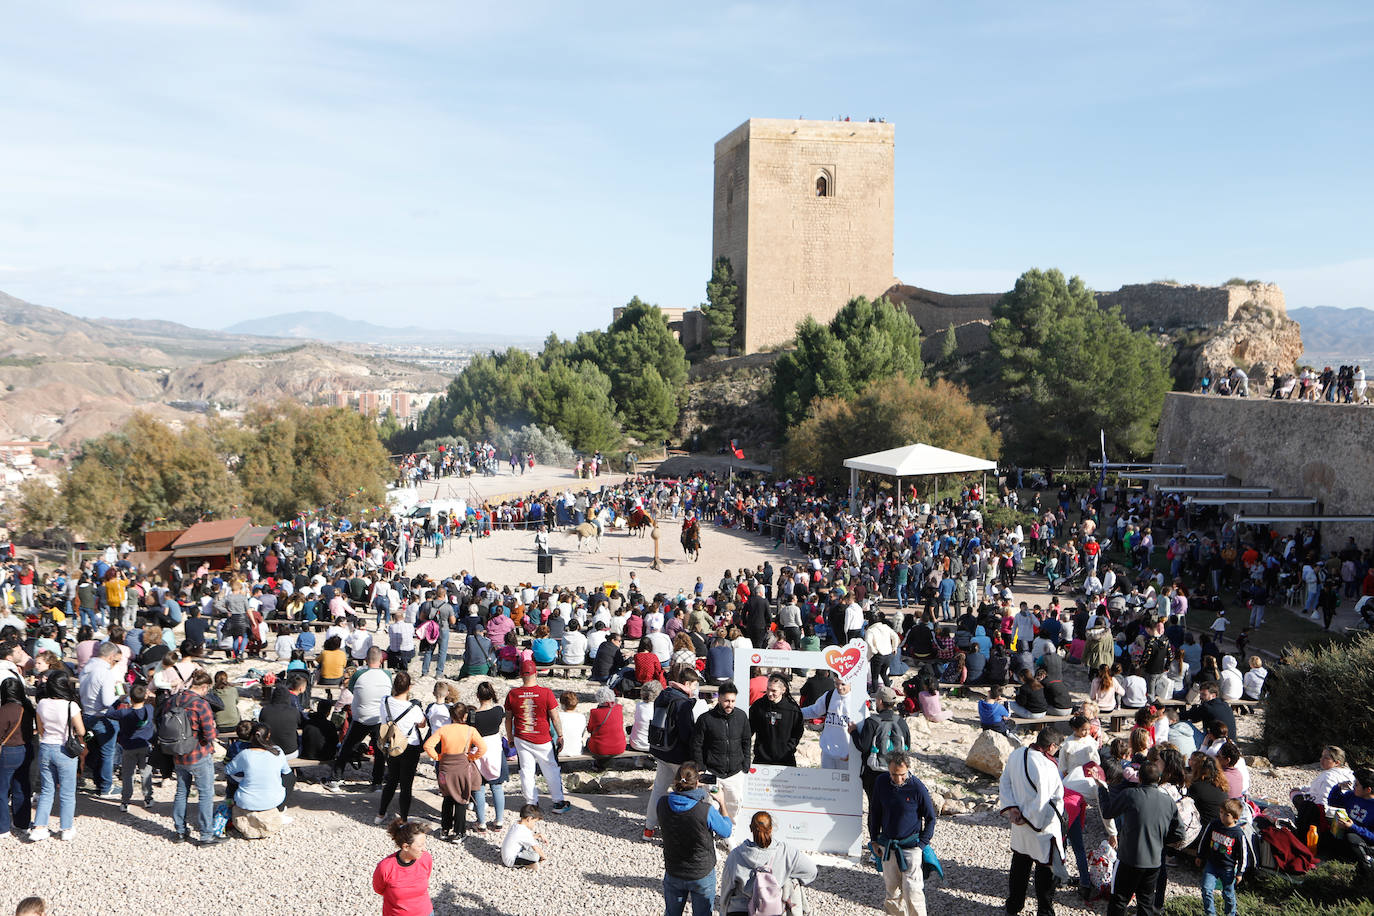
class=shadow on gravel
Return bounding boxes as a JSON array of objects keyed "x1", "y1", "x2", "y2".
[
  {"x1": 581, "y1": 872, "x2": 661, "y2": 891},
  {"x1": 432, "y1": 881, "x2": 518, "y2": 916}
]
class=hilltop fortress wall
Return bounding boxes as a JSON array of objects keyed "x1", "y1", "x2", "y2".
[{"x1": 1154, "y1": 392, "x2": 1374, "y2": 546}]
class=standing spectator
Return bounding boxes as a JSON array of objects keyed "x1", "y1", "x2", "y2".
[
  {"x1": 717, "y1": 811, "x2": 818, "y2": 915},
  {"x1": 375, "y1": 671, "x2": 426, "y2": 826},
  {"x1": 423, "y1": 702, "x2": 487, "y2": 840},
  {"x1": 1197, "y1": 798, "x2": 1250, "y2": 916},
  {"x1": 645, "y1": 667, "x2": 702, "y2": 839},
  {"x1": 504, "y1": 661, "x2": 570, "y2": 813},
  {"x1": 372, "y1": 818, "x2": 433, "y2": 916},
  {"x1": 387, "y1": 610, "x2": 415, "y2": 670},
  {"x1": 168, "y1": 668, "x2": 220, "y2": 846},
  {"x1": 471, "y1": 681, "x2": 508, "y2": 831},
  {"x1": 855, "y1": 686, "x2": 913, "y2": 841},
  {"x1": 871, "y1": 750, "x2": 937, "y2": 916},
  {"x1": 30, "y1": 672, "x2": 85, "y2": 842},
  {"x1": 658, "y1": 762, "x2": 733, "y2": 916},
  {"x1": 689, "y1": 682, "x2": 751, "y2": 839},
  {"x1": 1097, "y1": 760, "x2": 1185, "y2": 916},
  {"x1": 0, "y1": 675, "x2": 33, "y2": 835},
  {"x1": 328, "y1": 647, "x2": 393, "y2": 793},
  {"x1": 865, "y1": 614, "x2": 901, "y2": 688},
  {"x1": 76, "y1": 641, "x2": 122, "y2": 798},
  {"x1": 748, "y1": 674, "x2": 803, "y2": 767},
  {"x1": 799, "y1": 677, "x2": 867, "y2": 770},
  {"x1": 110, "y1": 683, "x2": 155, "y2": 812},
  {"x1": 999, "y1": 727, "x2": 1066, "y2": 916}
]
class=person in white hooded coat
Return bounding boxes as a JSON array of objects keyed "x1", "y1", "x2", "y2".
[
  {"x1": 1217, "y1": 655, "x2": 1244, "y2": 701},
  {"x1": 999, "y1": 728, "x2": 1066, "y2": 916}
]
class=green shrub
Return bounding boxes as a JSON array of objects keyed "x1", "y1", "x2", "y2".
[
  {"x1": 1162, "y1": 862, "x2": 1372, "y2": 916},
  {"x1": 1264, "y1": 632, "x2": 1374, "y2": 763}
]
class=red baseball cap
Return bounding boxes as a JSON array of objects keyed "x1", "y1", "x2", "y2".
[{"x1": 520, "y1": 659, "x2": 538, "y2": 676}]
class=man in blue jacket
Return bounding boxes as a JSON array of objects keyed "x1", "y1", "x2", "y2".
[{"x1": 872, "y1": 750, "x2": 938, "y2": 916}]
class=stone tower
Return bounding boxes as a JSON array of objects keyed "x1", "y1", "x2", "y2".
[{"x1": 713, "y1": 118, "x2": 895, "y2": 353}]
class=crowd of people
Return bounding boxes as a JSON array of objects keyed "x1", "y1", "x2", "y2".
[{"x1": 1, "y1": 462, "x2": 1371, "y2": 915}]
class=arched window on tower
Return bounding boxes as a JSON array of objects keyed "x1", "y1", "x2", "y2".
[{"x1": 815, "y1": 174, "x2": 829, "y2": 197}]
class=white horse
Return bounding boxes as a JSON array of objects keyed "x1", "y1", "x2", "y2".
[{"x1": 567, "y1": 522, "x2": 601, "y2": 552}]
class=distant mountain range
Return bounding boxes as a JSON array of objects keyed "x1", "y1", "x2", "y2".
[
  {"x1": 0, "y1": 290, "x2": 450, "y2": 447},
  {"x1": 223, "y1": 310, "x2": 542, "y2": 347},
  {"x1": 1291, "y1": 306, "x2": 1374, "y2": 366}
]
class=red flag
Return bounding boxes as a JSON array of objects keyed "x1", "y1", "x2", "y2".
[{"x1": 730, "y1": 439, "x2": 745, "y2": 460}]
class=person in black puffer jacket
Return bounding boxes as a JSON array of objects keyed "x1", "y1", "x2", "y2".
[{"x1": 659, "y1": 762, "x2": 733, "y2": 916}]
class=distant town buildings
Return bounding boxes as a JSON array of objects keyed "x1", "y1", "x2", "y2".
[{"x1": 332, "y1": 390, "x2": 437, "y2": 426}]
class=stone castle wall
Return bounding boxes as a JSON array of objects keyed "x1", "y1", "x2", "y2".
[
  {"x1": 1154, "y1": 392, "x2": 1373, "y2": 546},
  {"x1": 713, "y1": 119, "x2": 894, "y2": 353},
  {"x1": 1097, "y1": 282, "x2": 1286, "y2": 329}
]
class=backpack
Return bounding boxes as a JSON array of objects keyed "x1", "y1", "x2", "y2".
[
  {"x1": 377, "y1": 700, "x2": 415, "y2": 758},
  {"x1": 865, "y1": 716, "x2": 908, "y2": 772},
  {"x1": 417, "y1": 619, "x2": 440, "y2": 643},
  {"x1": 747, "y1": 861, "x2": 786, "y2": 916},
  {"x1": 156, "y1": 695, "x2": 200, "y2": 757},
  {"x1": 648, "y1": 692, "x2": 692, "y2": 756}
]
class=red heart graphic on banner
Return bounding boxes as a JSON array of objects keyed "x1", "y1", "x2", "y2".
[
  {"x1": 750, "y1": 653, "x2": 761, "y2": 664},
  {"x1": 749, "y1": 768, "x2": 757, "y2": 774},
  {"x1": 824, "y1": 645, "x2": 863, "y2": 680}
]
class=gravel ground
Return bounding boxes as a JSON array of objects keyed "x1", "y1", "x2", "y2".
[{"x1": 9, "y1": 654, "x2": 1306, "y2": 916}]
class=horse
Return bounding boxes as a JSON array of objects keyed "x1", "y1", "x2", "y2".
[
  {"x1": 567, "y1": 522, "x2": 601, "y2": 552},
  {"x1": 627, "y1": 507, "x2": 654, "y2": 538},
  {"x1": 680, "y1": 520, "x2": 701, "y2": 562}
]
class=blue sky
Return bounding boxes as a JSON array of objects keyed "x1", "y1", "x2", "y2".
[{"x1": 1, "y1": 1, "x2": 1371, "y2": 338}]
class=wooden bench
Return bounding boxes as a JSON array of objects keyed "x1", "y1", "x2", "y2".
[
  {"x1": 265, "y1": 619, "x2": 335, "y2": 631},
  {"x1": 543, "y1": 663, "x2": 593, "y2": 678},
  {"x1": 1011, "y1": 714, "x2": 1075, "y2": 728}
]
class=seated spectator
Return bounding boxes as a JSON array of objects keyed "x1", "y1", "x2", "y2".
[
  {"x1": 916, "y1": 676, "x2": 952, "y2": 723},
  {"x1": 585, "y1": 687, "x2": 627, "y2": 767},
  {"x1": 530, "y1": 626, "x2": 558, "y2": 665},
  {"x1": 557, "y1": 692, "x2": 586, "y2": 757},
  {"x1": 1218, "y1": 656, "x2": 1244, "y2": 700},
  {"x1": 1010, "y1": 669, "x2": 1048, "y2": 720},
  {"x1": 978, "y1": 686, "x2": 1015, "y2": 737},
  {"x1": 1241, "y1": 655, "x2": 1267, "y2": 701},
  {"x1": 1324, "y1": 766, "x2": 1374, "y2": 881},
  {"x1": 629, "y1": 682, "x2": 662, "y2": 752},
  {"x1": 224, "y1": 723, "x2": 293, "y2": 838}
]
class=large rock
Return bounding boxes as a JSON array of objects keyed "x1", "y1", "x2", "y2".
[
  {"x1": 1194, "y1": 301, "x2": 1303, "y2": 381},
  {"x1": 965, "y1": 729, "x2": 1020, "y2": 777}
]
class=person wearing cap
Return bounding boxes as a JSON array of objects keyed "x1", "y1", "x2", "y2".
[
  {"x1": 504, "y1": 661, "x2": 570, "y2": 814},
  {"x1": 855, "y1": 685, "x2": 913, "y2": 840}
]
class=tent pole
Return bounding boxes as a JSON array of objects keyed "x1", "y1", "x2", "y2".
[
  {"x1": 850, "y1": 467, "x2": 858, "y2": 511},
  {"x1": 982, "y1": 471, "x2": 986, "y2": 507}
]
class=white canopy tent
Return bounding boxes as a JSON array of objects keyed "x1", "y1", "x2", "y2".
[{"x1": 843, "y1": 443, "x2": 998, "y2": 508}]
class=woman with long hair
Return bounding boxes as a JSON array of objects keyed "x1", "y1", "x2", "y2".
[
  {"x1": 30, "y1": 671, "x2": 84, "y2": 841},
  {"x1": 224, "y1": 723, "x2": 292, "y2": 838},
  {"x1": 469, "y1": 681, "x2": 507, "y2": 831},
  {"x1": 376, "y1": 671, "x2": 426, "y2": 826}
]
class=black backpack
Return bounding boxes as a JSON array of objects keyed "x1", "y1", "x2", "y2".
[
  {"x1": 649, "y1": 691, "x2": 692, "y2": 756},
  {"x1": 156, "y1": 695, "x2": 200, "y2": 757}
]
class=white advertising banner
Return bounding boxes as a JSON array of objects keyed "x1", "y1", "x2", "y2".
[{"x1": 732, "y1": 641, "x2": 870, "y2": 857}]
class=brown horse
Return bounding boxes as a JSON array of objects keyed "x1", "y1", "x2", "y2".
[
  {"x1": 626, "y1": 507, "x2": 654, "y2": 538},
  {"x1": 680, "y1": 519, "x2": 701, "y2": 561}
]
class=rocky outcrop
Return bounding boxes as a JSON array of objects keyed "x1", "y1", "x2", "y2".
[
  {"x1": 1194, "y1": 300, "x2": 1303, "y2": 382},
  {"x1": 964, "y1": 728, "x2": 1020, "y2": 777}
]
